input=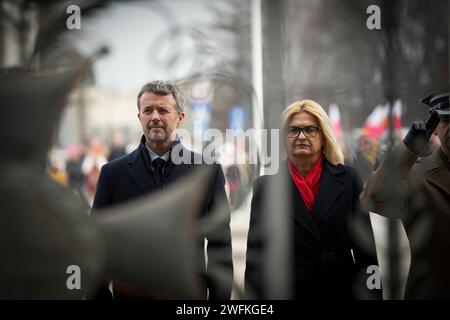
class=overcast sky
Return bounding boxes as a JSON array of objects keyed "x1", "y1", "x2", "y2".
[{"x1": 69, "y1": 0, "x2": 233, "y2": 92}]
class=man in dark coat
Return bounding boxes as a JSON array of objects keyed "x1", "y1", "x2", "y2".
[
  {"x1": 92, "y1": 80, "x2": 233, "y2": 300},
  {"x1": 361, "y1": 87, "x2": 450, "y2": 299}
]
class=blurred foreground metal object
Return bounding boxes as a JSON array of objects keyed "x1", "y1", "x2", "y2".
[
  {"x1": 94, "y1": 168, "x2": 209, "y2": 299},
  {"x1": 0, "y1": 66, "x2": 209, "y2": 299},
  {"x1": 0, "y1": 66, "x2": 102, "y2": 299}
]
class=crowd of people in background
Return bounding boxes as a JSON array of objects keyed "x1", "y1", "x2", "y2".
[{"x1": 47, "y1": 133, "x2": 128, "y2": 206}]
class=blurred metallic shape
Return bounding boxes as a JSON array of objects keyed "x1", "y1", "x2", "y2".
[
  {"x1": 259, "y1": 0, "x2": 292, "y2": 299},
  {"x1": 251, "y1": 0, "x2": 264, "y2": 178},
  {"x1": 0, "y1": 66, "x2": 85, "y2": 167},
  {"x1": 31, "y1": 0, "x2": 113, "y2": 66},
  {"x1": 0, "y1": 166, "x2": 102, "y2": 299},
  {"x1": 0, "y1": 163, "x2": 210, "y2": 299},
  {"x1": 379, "y1": 0, "x2": 403, "y2": 300},
  {"x1": 94, "y1": 167, "x2": 211, "y2": 300},
  {"x1": 0, "y1": 65, "x2": 100, "y2": 299}
]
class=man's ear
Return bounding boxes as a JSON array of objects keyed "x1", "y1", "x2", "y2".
[
  {"x1": 137, "y1": 112, "x2": 141, "y2": 121},
  {"x1": 177, "y1": 112, "x2": 185, "y2": 126}
]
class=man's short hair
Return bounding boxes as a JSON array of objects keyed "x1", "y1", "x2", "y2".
[{"x1": 137, "y1": 80, "x2": 186, "y2": 113}]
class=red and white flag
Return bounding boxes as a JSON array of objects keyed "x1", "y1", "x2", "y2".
[
  {"x1": 363, "y1": 104, "x2": 389, "y2": 140},
  {"x1": 363, "y1": 100, "x2": 402, "y2": 140},
  {"x1": 328, "y1": 103, "x2": 343, "y2": 139},
  {"x1": 393, "y1": 99, "x2": 402, "y2": 132},
  {"x1": 380, "y1": 100, "x2": 403, "y2": 133}
]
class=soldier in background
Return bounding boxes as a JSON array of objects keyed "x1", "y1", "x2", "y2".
[{"x1": 361, "y1": 86, "x2": 450, "y2": 299}]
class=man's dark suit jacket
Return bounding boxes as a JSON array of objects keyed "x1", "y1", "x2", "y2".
[
  {"x1": 245, "y1": 159, "x2": 380, "y2": 299},
  {"x1": 92, "y1": 136, "x2": 233, "y2": 300}
]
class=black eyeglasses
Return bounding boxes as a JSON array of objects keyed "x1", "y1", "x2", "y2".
[{"x1": 285, "y1": 125, "x2": 321, "y2": 138}]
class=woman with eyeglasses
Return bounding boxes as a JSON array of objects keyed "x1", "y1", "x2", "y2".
[{"x1": 245, "y1": 100, "x2": 380, "y2": 299}]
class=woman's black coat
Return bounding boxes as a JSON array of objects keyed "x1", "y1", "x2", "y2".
[{"x1": 245, "y1": 160, "x2": 380, "y2": 299}]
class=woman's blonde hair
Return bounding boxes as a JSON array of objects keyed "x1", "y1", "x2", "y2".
[{"x1": 281, "y1": 99, "x2": 345, "y2": 166}]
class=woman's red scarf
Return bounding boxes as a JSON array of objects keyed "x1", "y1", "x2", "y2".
[{"x1": 288, "y1": 155, "x2": 324, "y2": 213}]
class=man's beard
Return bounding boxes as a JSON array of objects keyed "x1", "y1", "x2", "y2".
[{"x1": 148, "y1": 128, "x2": 168, "y2": 145}]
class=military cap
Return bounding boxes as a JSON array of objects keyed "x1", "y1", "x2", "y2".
[{"x1": 420, "y1": 85, "x2": 449, "y2": 116}]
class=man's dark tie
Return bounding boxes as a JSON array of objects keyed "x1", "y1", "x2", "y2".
[{"x1": 152, "y1": 158, "x2": 166, "y2": 188}]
